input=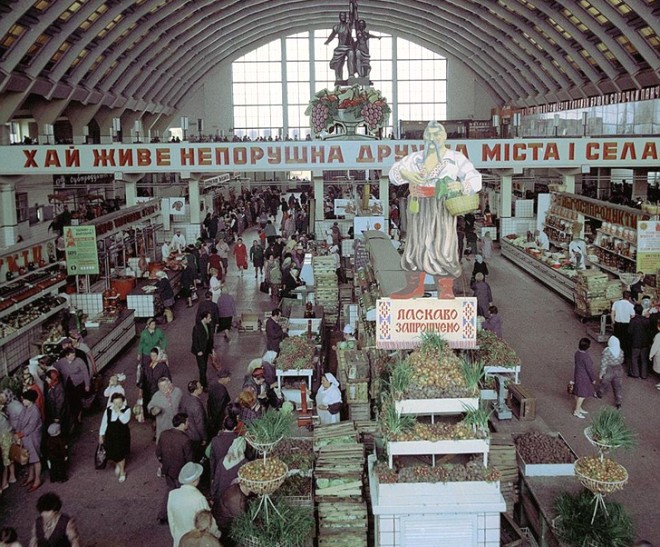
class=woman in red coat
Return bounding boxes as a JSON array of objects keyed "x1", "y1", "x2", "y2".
[{"x1": 233, "y1": 238, "x2": 248, "y2": 276}]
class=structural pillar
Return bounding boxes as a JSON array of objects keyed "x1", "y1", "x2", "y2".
[
  {"x1": 561, "y1": 172, "x2": 576, "y2": 193},
  {"x1": 380, "y1": 173, "x2": 390, "y2": 229},
  {"x1": 500, "y1": 173, "x2": 513, "y2": 218},
  {"x1": 313, "y1": 172, "x2": 324, "y2": 223},
  {"x1": 188, "y1": 177, "x2": 201, "y2": 225},
  {"x1": 0, "y1": 181, "x2": 18, "y2": 248}
]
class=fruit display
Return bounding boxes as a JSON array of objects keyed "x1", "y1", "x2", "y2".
[
  {"x1": 276, "y1": 475, "x2": 312, "y2": 498},
  {"x1": 575, "y1": 456, "x2": 628, "y2": 493},
  {"x1": 515, "y1": 431, "x2": 576, "y2": 464},
  {"x1": 276, "y1": 335, "x2": 316, "y2": 371},
  {"x1": 375, "y1": 461, "x2": 501, "y2": 484},
  {"x1": 477, "y1": 329, "x2": 521, "y2": 367},
  {"x1": 238, "y1": 458, "x2": 288, "y2": 495}
]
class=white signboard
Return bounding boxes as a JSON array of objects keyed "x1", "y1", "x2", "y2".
[
  {"x1": 354, "y1": 216, "x2": 386, "y2": 236},
  {"x1": 637, "y1": 220, "x2": 660, "y2": 274},
  {"x1": 376, "y1": 297, "x2": 478, "y2": 349},
  {"x1": 334, "y1": 198, "x2": 384, "y2": 217}
]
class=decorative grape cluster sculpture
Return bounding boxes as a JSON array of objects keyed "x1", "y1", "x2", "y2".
[
  {"x1": 360, "y1": 101, "x2": 385, "y2": 130},
  {"x1": 311, "y1": 103, "x2": 330, "y2": 133}
]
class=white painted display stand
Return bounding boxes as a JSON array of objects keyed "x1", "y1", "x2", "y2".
[
  {"x1": 387, "y1": 438, "x2": 490, "y2": 468},
  {"x1": 368, "y1": 455, "x2": 505, "y2": 547},
  {"x1": 395, "y1": 397, "x2": 478, "y2": 417},
  {"x1": 276, "y1": 368, "x2": 313, "y2": 391},
  {"x1": 484, "y1": 364, "x2": 521, "y2": 384}
]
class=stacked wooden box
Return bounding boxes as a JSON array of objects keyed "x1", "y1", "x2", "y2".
[
  {"x1": 313, "y1": 256, "x2": 339, "y2": 325},
  {"x1": 489, "y1": 433, "x2": 519, "y2": 514},
  {"x1": 574, "y1": 270, "x2": 612, "y2": 316},
  {"x1": 314, "y1": 423, "x2": 368, "y2": 547}
]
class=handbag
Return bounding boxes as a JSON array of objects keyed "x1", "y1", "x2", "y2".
[
  {"x1": 95, "y1": 443, "x2": 108, "y2": 470},
  {"x1": 9, "y1": 442, "x2": 29, "y2": 466},
  {"x1": 327, "y1": 402, "x2": 342, "y2": 415},
  {"x1": 259, "y1": 281, "x2": 269, "y2": 294},
  {"x1": 567, "y1": 380, "x2": 575, "y2": 395}
]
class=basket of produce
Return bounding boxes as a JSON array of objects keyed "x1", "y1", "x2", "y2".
[
  {"x1": 444, "y1": 193, "x2": 479, "y2": 216},
  {"x1": 244, "y1": 409, "x2": 295, "y2": 456},
  {"x1": 584, "y1": 408, "x2": 636, "y2": 453},
  {"x1": 239, "y1": 458, "x2": 289, "y2": 495},
  {"x1": 575, "y1": 456, "x2": 628, "y2": 495}
]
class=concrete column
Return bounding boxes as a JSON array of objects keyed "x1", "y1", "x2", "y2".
[
  {"x1": 500, "y1": 173, "x2": 513, "y2": 218},
  {"x1": 313, "y1": 173, "x2": 324, "y2": 222},
  {"x1": 188, "y1": 178, "x2": 201, "y2": 224},
  {"x1": 0, "y1": 181, "x2": 18, "y2": 248},
  {"x1": 125, "y1": 180, "x2": 138, "y2": 207},
  {"x1": 379, "y1": 174, "x2": 390, "y2": 227},
  {"x1": 65, "y1": 103, "x2": 101, "y2": 145},
  {"x1": 561, "y1": 173, "x2": 576, "y2": 193}
]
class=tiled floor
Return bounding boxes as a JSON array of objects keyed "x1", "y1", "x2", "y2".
[{"x1": 0, "y1": 229, "x2": 658, "y2": 545}]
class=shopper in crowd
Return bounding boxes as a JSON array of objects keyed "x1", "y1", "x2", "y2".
[
  {"x1": 103, "y1": 374, "x2": 126, "y2": 408},
  {"x1": 29, "y1": 492, "x2": 81, "y2": 547},
  {"x1": 481, "y1": 231, "x2": 493, "y2": 261},
  {"x1": 180, "y1": 381, "x2": 208, "y2": 460},
  {"x1": 630, "y1": 272, "x2": 645, "y2": 302},
  {"x1": 58, "y1": 337, "x2": 88, "y2": 368},
  {"x1": 237, "y1": 390, "x2": 261, "y2": 424},
  {"x1": 596, "y1": 335, "x2": 625, "y2": 409},
  {"x1": 268, "y1": 256, "x2": 282, "y2": 301},
  {"x1": 628, "y1": 303, "x2": 651, "y2": 379},
  {"x1": 45, "y1": 422, "x2": 67, "y2": 484},
  {"x1": 265, "y1": 308, "x2": 287, "y2": 353},
  {"x1": 0, "y1": 398, "x2": 14, "y2": 491},
  {"x1": 210, "y1": 417, "x2": 246, "y2": 517},
  {"x1": 573, "y1": 337, "x2": 596, "y2": 418},
  {"x1": 316, "y1": 373, "x2": 342, "y2": 425},
  {"x1": 148, "y1": 377, "x2": 183, "y2": 443},
  {"x1": 215, "y1": 478, "x2": 252, "y2": 544},
  {"x1": 138, "y1": 346, "x2": 171, "y2": 417},
  {"x1": 233, "y1": 237, "x2": 248, "y2": 276},
  {"x1": 1, "y1": 389, "x2": 22, "y2": 487},
  {"x1": 197, "y1": 245, "x2": 210, "y2": 289},
  {"x1": 651, "y1": 322, "x2": 660, "y2": 389},
  {"x1": 209, "y1": 268, "x2": 224, "y2": 304},
  {"x1": 249, "y1": 239, "x2": 264, "y2": 278},
  {"x1": 216, "y1": 287, "x2": 237, "y2": 342},
  {"x1": 98, "y1": 393, "x2": 131, "y2": 483},
  {"x1": 179, "y1": 510, "x2": 222, "y2": 547},
  {"x1": 264, "y1": 219, "x2": 277, "y2": 244},
  {"x1": 191, "y1": 312, "x2": 214, "y2": 390},
  {"x1": 471, "y1": 273, "x2": 493, "y2": 318},
  {"x1": 58, "y1": 348, "x2": 89, "y2": 429},
  {"x1": 196, "y1": 291, "x2": 219, "y2": 335},
  {"x1": 44, "y1": 369, "x2": 69, "y2": 432},
  {"x1": 611, "y1": 291, "x2": 635, "y2": 363},
  {"x1": 15, "y1": 390, "x2": 43, "y2": 492},
  {"x1": 167, "y1": 462, "x2": 220, "y2": 547},
  {"x1": 215, "y1": 239, "x2": 230, "y2": 275},
  {"x1": 155, "y1": 271, "x2": 176, "y2": 322},
  {"x1": 482, "y1": 305, "x2": 503, "y2": 338},
  {"x1": 534, "y1": 229, "x2": 550, "y2": 251},
  {"x1": 137, "y1": 317, "x2": 167, "y2": 370},
  {"x1": 181, "y1": 251, "x2": 197, "y2": 308},
  {"x1": 207, "y1": 370, "x2": 232, "y2": 437},
  {"x1": 260, "y1": 351, "x2": 278, "y2": 387},
  {"x1": 471, "y1": 254, "x2": 489, "y2": 282},
  {"x1": 22, "y1": 371, "x2": 45, "y2": 424},
  {"x1": 281, "y1": 267, "x2": 305, "y2": 299},
  {"x1": 0, "y1": 526, "x2": 21, "y2": 547},
  {"x1": 156, "y1": 413, "x2": 194, "y2": 525}
]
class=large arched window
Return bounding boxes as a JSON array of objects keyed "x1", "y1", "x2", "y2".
[{"x1": 232, "y1": 31, "x2": 446, "y2": 139}]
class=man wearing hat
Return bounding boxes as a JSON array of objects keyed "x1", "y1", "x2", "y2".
[
  {"x1": 46, "y1": 422, "x2": 68, "y2": 483},
  {"x1": 167, "y1": 462, "x2": 220, "y2": 547},
  {"x1": 171, "y1": 229, "x2": 187, "y2": 253}
]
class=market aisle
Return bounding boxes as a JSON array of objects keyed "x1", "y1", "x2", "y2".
[{"x1": 0, "y1": 234, "x2": 657, "y2": 545}]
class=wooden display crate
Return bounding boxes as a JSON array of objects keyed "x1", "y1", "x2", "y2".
[
  {"x1": 345, "y1": 381, "x2": 369, "y2": 403},
  {"x1": 348, "y1": 402, "x2": 371, "y2": 421},
  {"x1": 507, "y1": 383, "x2": 536, "y2": 421}
]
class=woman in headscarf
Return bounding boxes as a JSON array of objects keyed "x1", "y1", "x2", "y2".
[
  {"x1": 15, "y1": 390, "x2": 43, "y2": 492},
  {"x1": 596, "y1": 336, "x2": 625, "y2": 409},
  {"x1": 139, "y1": 347, "x2": 171, "y2": 416},
  {"x1": 316, "y1": 373, "x2": 342, "y2": 425},
  {"x1": 471, "y1": 272, "x2": 493, "y2": 318},
  {"x1": 471, "y1": 254, "x2": 489, "y2": 281}
]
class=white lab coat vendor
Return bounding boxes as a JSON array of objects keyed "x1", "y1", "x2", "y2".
[{"x1": 316, "y1": 373, "x2": 342, "y2": 425}]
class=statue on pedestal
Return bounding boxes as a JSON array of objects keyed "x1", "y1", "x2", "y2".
[{"x1": 325, "y1": 12, "x2": 356, "y2": 86}]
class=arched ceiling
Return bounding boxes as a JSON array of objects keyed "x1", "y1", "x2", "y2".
[{"x1": 0, "y1": 0, "x2": 658, "y2": 121}]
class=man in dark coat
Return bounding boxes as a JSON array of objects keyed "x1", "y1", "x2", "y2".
[
  {"x1": 196, "y1": 291, "x2": 219, "y2": 333},
  {"x1": 265, "y1": 308, "x2": 288, "y2": 353},
  {"x1": 628, "y1": 303, "x2": 651, "y2": 378},
  {"x1": 156, "y1": 413, "x2": 194, "y2": 523},
  {"x1": 180, "y1": 381, "x2": 208, "y2": 460},
  {"x1": 191, "y1": 312, "x2": 214, "y2": 389},
  {"x1": 207, "y1": 369, "x2": 231, "y2": 437}
]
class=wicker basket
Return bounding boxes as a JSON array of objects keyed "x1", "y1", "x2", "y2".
[
  {"x1": 575, "y1": 459, "x2": 628, "y2": 495},
  {"x1": 244, "y1": 434, "x2": 283, "y2": 455},
  {"x1": 444, "y1": 194, "x2": 479, "y2": 216},
  {"x1": 584, "y1": 426, "x2": 622, "y2": 452},
  {"x1": 239, "y1": 459, "x2": 288, "y2": 495}
]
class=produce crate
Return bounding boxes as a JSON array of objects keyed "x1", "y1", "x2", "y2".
[
  {"x1": 348, "y1": 403, "x2": 371, "y2": 422},
  {"x1": 345, "y1": 381, "x2": 369, "y2": 403},
  {"x1": 276, "y1": 476, "x2": 313, "y2": 507},
  {"x1": 501, "y1": 512, "x2": 525, "y2": 546},
  {"x1": 344, "y1": 350, "x2": 370, "y2": 382},
  {"x1": 517, "y1": 433, "x2": 577, "y2": 477},
  {"x1": 507, "y1": 383, "x2": 536, "y2": 421},
  {"x1": 318, "y1": 501, "x2": 368, "y2": 545}
]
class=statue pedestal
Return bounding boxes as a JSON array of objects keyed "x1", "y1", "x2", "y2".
[{"x1": 324, "y1": 109, "x2": 377, "y2": 141}]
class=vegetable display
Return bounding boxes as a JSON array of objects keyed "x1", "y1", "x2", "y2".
[
  {"x1": 575, "y1": 456, "x2": 628, "y2": 484},
  {"x1": 230, "y1": 499, "x2": 314, "y2": 547},
  {"x1": 277, "y1": 475, "x2": 312, "y2": 498},
  {"x1": 271, "y1": 438, "x2": 314, "y2": 474},
  {"x1": 245, "y1": 410, "x2": 295, "y2": 452},
  {"x1": 238, "y1": 458, "x2": 288, "y2": 495},
  {"x1": 276, "y1": 336, "x2": 316, "y2": 371},
  {"x1": 515, "y1": 431, "x2": 576, "y2": 464},
  {"x1": 375, "y1": 461, "x2": 501, "y2": 484},
  {"x1": 477, "y1": 329, "x2": 521, "y2": 366},
  {"x1": 588, "y1": 407, "x2": 636, "y2": 451},
  {"x1": 388, "y1": 421, "x2": 485, "y2": 442}
]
